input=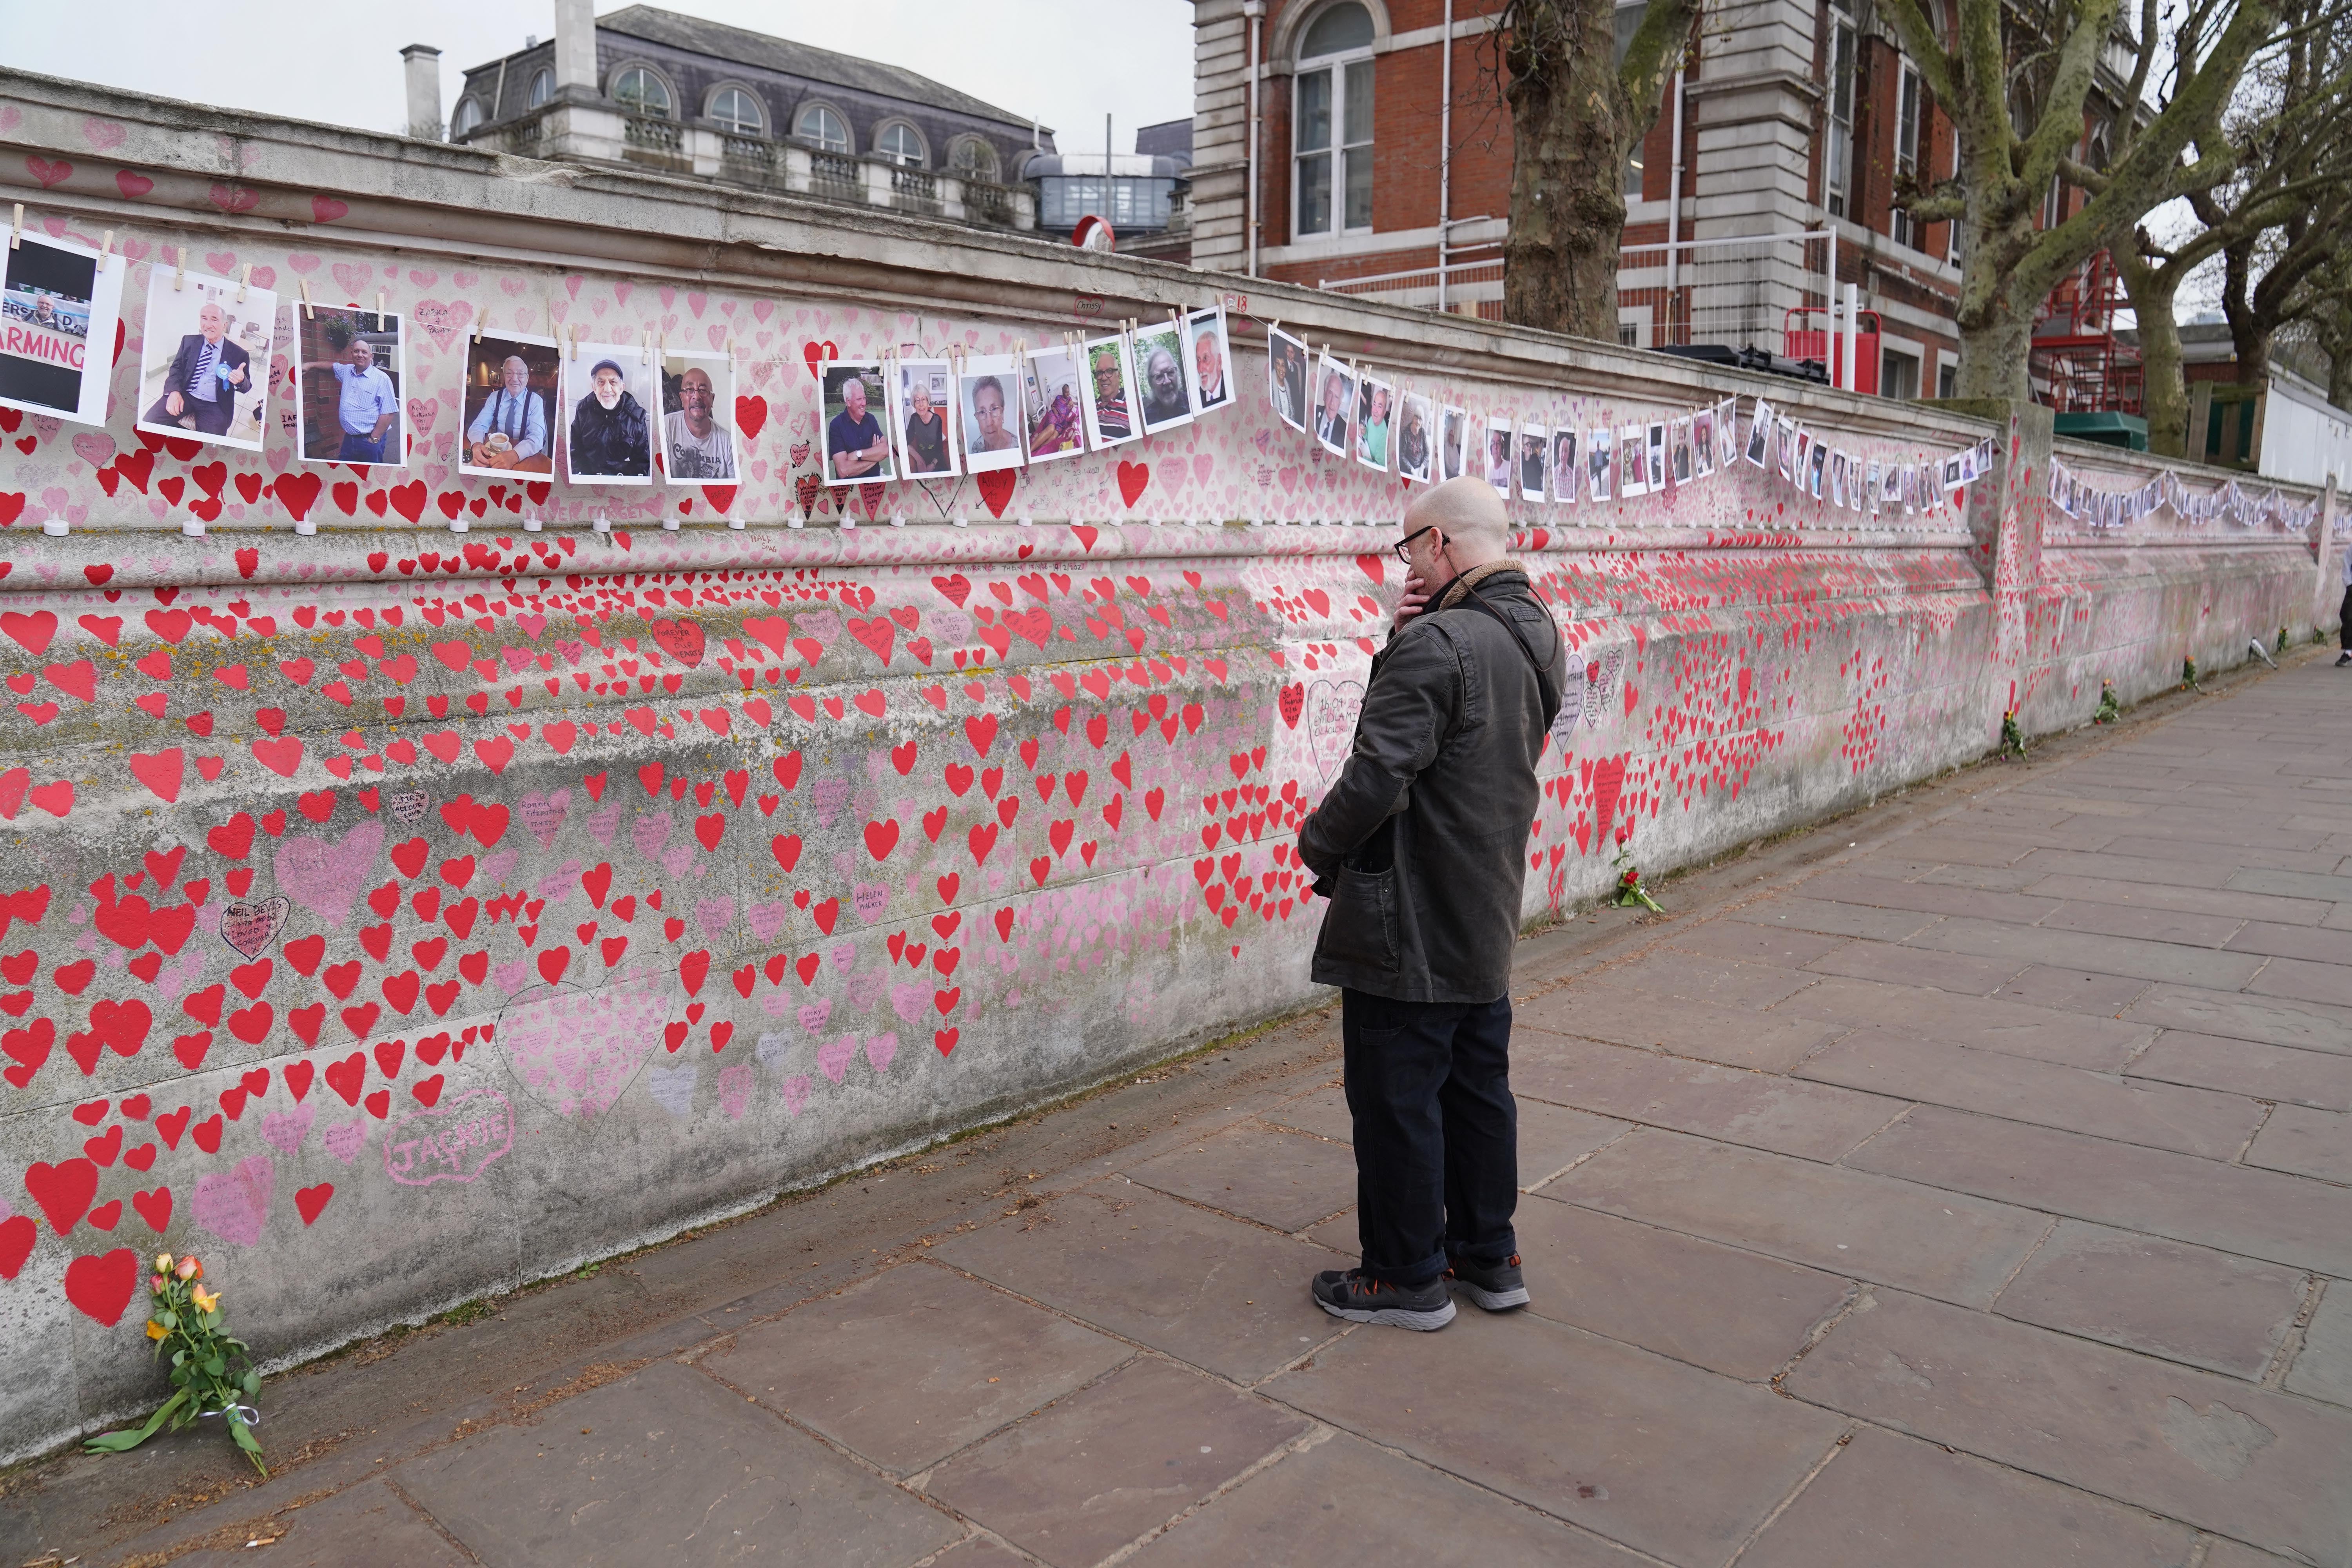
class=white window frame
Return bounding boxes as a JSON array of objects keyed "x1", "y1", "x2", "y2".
[
  {"x1": 526, "y1": 68, "x2": 554, "y2": 109},
  {"x1": 706, "y1": 84, "x2": 765, "y2": 136},
  {"x1": 610, "y1": 64, "x2": 675, "y2": 119},
  {"x1": 873, "y1": 119, "x2": 929, "y2": 168},
  {"x1": 1293, "y1": 22, "x2": 1376, "y2": 240},
  {"x1": 452, "y1": 97, "x2": 485, "y2": 137},
  {"x1": 794, "y1": 101, "x2": 851, "y2": 152},
  {"x1": 1891, "y1": 62, "x2": 1923, "y2": 252},
  {"x1": 949, "y1": 136, "x2": 1000, "y2": 183},
  {"x1": 1825, "y1": 5, "x2": 1857, "y2": 217}
]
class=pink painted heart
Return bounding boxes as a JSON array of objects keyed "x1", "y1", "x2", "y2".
[
  {"x1": 192, "y1": 1154, "x2": 274, "y2": 1247},
  {"x1": 25, "y1": 156, "x2": 73, "y2": 190},
  {"x1": 80, "y1": 118, "x2": 126, "y2": 151},
  {"x1": 779, "y1": 1075, "x2": 812, "y2": 1116},
  {"x1": 864, "y1": 1033, "x2": 898, "y2": 1073},
  {"x1": 324, "y1": 1120, "x2": 367, "y2": 1163},
  {"x1": 498, "y1": 975, "x2": 667, "y2": 1118},
  {"x1": 520, "y1": 788, "x2": 570, "y2": 849},
  {"x1": 331, "y1": 261, "x2": 372, "y2": 300},
  {"x1": 818, "y1": 1034, "x2": 856, "y2": 1083},
  {"x1": 797, "y1": 999, "x2": 832, "y2": 1034},
  {"x1": 717, "y1": 1063, "x2": 753, "y2": 1121},
  {"x1": 71, "y1": 432, "x2": 116, "y2": 469},
  {"x1": 272, "y1": 820, "x2": 385, "y2": 929},
  {"x1": 409, "y1": 299, "x2": 472, "y2": 352},
  {"x1": 261, "y1": 1102, "x2": 315, "y2": 1155}
]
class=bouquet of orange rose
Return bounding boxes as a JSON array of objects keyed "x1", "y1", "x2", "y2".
[{"x1": 83, "y1": 1252, "x2": 266, "y2": 1475}]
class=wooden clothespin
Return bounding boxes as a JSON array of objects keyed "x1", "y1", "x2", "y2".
[
  {"x1": 174, "y1": 246, "x2": 186, "y2": 291},
  {"x1": 299, "y1": 279, "x2": 314, "y2": 319},
  {"x1": 6, "y1": 203, "x2": 20, "y2": 250},
  {"x1": 374, "y1": 290, "x2": 386, "y2": 330},
  {"x1": 472, "y1": 310, "x2": 483, "y2": 345},
  {"x1": 570, "y1": 323, "x2": 580, "y2": 360},
  {"x1": 96, "y1": 230, "x2": 113, "y2": 272},
  {"x1": 641, "y1": 327, "x2": 653, "y2": 365},
  {"x1": 236, "y1": 263, "x2": 251, "y2": 304}
]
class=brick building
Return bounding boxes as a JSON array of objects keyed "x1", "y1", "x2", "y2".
[{"x1": 1186, "y1": 0, "x2": 2110, "y2": 401}]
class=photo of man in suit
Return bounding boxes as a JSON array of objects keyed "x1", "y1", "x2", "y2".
[{"x1": 140, "y1": 298, "x2": 252, "y2": 443}]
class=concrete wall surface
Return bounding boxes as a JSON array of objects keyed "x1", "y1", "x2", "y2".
[{"x1": 0, "y1": 69, "x2": 2331, "y2": 1461}]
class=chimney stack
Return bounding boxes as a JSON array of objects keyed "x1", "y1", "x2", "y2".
[
  {"x1": 554, "y1": 0, "x2": 597, "y2": 96},
  {"x1": 401, "y1": 44, "x2": 443, "y2": 140}
]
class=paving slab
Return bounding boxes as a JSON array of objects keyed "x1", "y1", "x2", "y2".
[
  {"x1": 2200, "y1": 1539, "x2": 2308, "y2": 1568},
  {"x1": 1123, "y1": 1123, "x2": 1358, "y2": 1233},
  {"x1": 1515, "y1": 1035, "x2": 1904, "y2": 1162},
  {"x1": 1800, "y1": 870, "x2": 2065, "y2": 924},
  {"x1": 1846, "y1": 1105, "x2": 2352, "y2": 1278},
  {"x1": 923, "y1": 1357, "x2": 1309, "y2": 1568},
  {"x1": 1265, "y1": 1302, "x2": 1846, "y2": 1566},
  {"x1": 1765, "y1": 974, "x2": 2154, "y2": 1070},
  {"x1": 926, "y1": 1536, "x2": 1034, "y2": 1567},
  {"x1": 1664, "y1": 920, "x2": 1852, "y2": 967},
  {"x1": 2123, "y1": 983, "x2": 2352, "y2": 1053},
  {"x1": 1878, "y1": 829, "x2": 2054, "y2": 868},
  {"x1": 1905, "y1": 917, "x2": 2268, "y2": 990},
  {"x1": 1261, "y1": 1085, "x2": 1351, "y2": 1140},
  {"x1": 2023, "y1": 873, "x2": 2331, "y2": 926},
  {"x1": 2285, "y1": 1287, "x2": 2352, "y2": 1408},
  {"x1": 2229, "y1": 867, "x2": 2352, "y2": 902},
  {"x1": 2127, "y1": 1031, "x2": 2352, "y2": 1111},
  {"x1": 1551, "y1": 1127, "x2": 2047, "y2": 1307},
  {"x1": 2247, "y1": 955, "x2": 2352, "y2": 1009},
  {"x1": 1511, "y1": 1192, "x2": 1853, "y2": 1379},
  {"x1": 1126, "y1": 1428, "x2": 1648, "y2": 1568},
  {"x1": 2039, "y1": 899, "x2": 2247, "y2": 947},
  {"x1": 1802, "y1": 938, "x2": 2029, "y2": 995},
  {"x1": 930, "y1": 1182, "x2": 1345, "y2": 1383},
  {"x1": 1992, "y1": 964, "x2": 2156, "y2": 1015},
  {"x1": 1265, "y1": 1087, "x2": 1629, "y2": 1191},
  {"x1": 1785, "y1": 1289, "x2": 2352, "y2": 1567},
  {"x1": 1590, "y1": 949, "x2": 1822, "y2": 1008},
  {"x1": 2243, "y1": 1102, "x2": 2352, "y2": 1184},
  {"x1": 1727, "y1": 895, "x2": 1943, "y2": 942},
  {"x1": 2226, "y1": 920, "x2": 2352, "y2": 962},
  {"x1": 1991, "y1": 1220, "x2": 2305, "y2": 1379},
  {"x1": 2015, "y1": 849, "x2": 2239, "y2": 891},
  {"x1": 168, "y1": 1481, "x2": 472, "y2": 1568},
  {"x1": 1796, "y1": 1030, "x2": 2264, "y2": 1160},
  {"x1": 1734, "y1": 1424, "x2": 2195, "y2": 1568},
  {"x1": 1517, "y1": 983, "x2": 1845, "y2": 1073},
  {"x1": 391, "y1": 1360, "x2": 960, "y2": 1566},
  {"x1": 700, "y1": 1261, "x2": 1132, "y2": 1475}
]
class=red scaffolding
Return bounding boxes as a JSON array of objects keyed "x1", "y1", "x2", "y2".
[{"x1": 2031, "y1": 250, "x2": 2143, "y2": 415}]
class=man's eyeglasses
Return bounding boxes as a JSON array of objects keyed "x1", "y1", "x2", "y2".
[{"x1": 1393, "y1": 524, "x2": 1442, "y2": 563}]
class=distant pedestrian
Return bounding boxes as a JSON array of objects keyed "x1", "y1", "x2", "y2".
[
  {"x1": 2339, "y1": 540, "x2": 2351, "y2": 667},
  {"x1": 1296, "y1": 477, "x2": 1566, "y2": 1330}
]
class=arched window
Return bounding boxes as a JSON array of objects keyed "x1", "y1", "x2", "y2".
[
  {"x1": 452, "y1": 97, "x2": 485, "y2": 136},
  {"x1": 612, "y1": 66, "x2": 671, "y2": 118},
  {"x1": 874, "y1": 120, "x2": 927, "y2": 167},
  {"x1": 950, "y1": 137, "x2": 1000, "y2": 183},
  {"x1": 796, "y1": 102, "x2": 850, "y2": 152},
  {"x1": 526, "y1": 68, "x2": 554, "y2": 109},
  {"x1": 709, "y1": 85, "x2": 763, "y2": 135},
  {"x1": 1294, "y1": 2, "x2": 1375, "y2": 237}
]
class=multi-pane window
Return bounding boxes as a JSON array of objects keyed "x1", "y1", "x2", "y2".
[
  {"x1": 1294, "y1": 2, "x2": 1375, "y2": 236},
  {"x1": 1825, "y1": 6, "x2": 1857, "y2": 216},
  {"x1": 1891, "y1": 64, "x2": 1923, "y2": 250},
  {"x1": 1617, "y1": 3, "x2": 1648, "y2": 198},
  {"x1": 613, "y1": 67, "x2": 671, "y2": 117},
  {"x1": 527, "y1": 69, "x2": 553, "y2": 109},
  {"x1": 796, "y1": 104, "x2": 850, "y2": 151},
  {"x1": 709, "y1": 87, "x2": 762, "y2": 135},
  {"x1": 951, "y1": 138, "x2": 1000, "y2": 182},
  {"x1": 875, "y1": 122, "x2": 927, "y2": 167},
  {"x1": 452, "y1": 98, "x2": 485, "y2": 136}
]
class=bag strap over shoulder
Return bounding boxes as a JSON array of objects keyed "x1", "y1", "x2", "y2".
[{"x1": 1461, "y1": 584, "x2": 1563, "y2": 716}]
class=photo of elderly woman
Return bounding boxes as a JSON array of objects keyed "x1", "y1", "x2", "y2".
[
  {"x1": 1355, "y1": 376, "x2": 1392, "y2": 473},
  {"x1": 563, "y1": 345, "x2": 655, "y2": 483},
  {"x1": 895, "y1": 359, "x2": 958, "y2": 478},
  {"x1": 1396, "y1": 392, "x2": 1434, "y2": 485},
  {"x1": 958, "y1": 354, "x2": 1027, "y2": 474}
]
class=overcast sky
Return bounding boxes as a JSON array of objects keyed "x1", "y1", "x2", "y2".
[{"x1": 0, "y1": 0, "x2": 1196, "y2": 151}]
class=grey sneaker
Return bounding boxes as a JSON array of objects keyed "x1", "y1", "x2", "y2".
[
  {"x1": 2336, "y1": 652, "x2": 2351, "y2": 666},
  {"x1": 1311, "y1": 1268, "x2": 1455, "y2": 1330},
  {"x1": 1445, "y1": 1252, "x2": 1531, "y2": 1311}
]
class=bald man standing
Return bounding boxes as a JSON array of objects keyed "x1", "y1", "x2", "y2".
[{"x1": 1298, "y1": 477, "x2": 1567, "y2": 1330}]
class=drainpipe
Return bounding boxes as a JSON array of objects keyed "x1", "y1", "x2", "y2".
[
  {"x1": 1244, "y1": 0, "x2": 1264, "y2": 276},
  {"x1": 1665, "y1": 67, "x2": 1685, "y2": 315},
  {"x1": 1438, "y1": 0, "x2": 1454, "y2": 312}
]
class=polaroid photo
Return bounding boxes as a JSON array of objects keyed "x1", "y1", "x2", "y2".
[
  {"x1": 1942, "y1": 453, "x2": 1965, "y2": 491},
  {"x1": 563, "y1": 343, "x2": 664, "y2": 485},
  {"x1": 895, "y1": 358, "x2": 961, "y2": 478},
  {"x1": 1808, "y1": 440, "x2": 1828, "y2": 500},
  {"x1": 1670, "y1": 418, "x2": 1693, "y2": 485},
  {"x1": 0, "y1": 231, "x2": 126, "y2": 427},
  {"x1": 1355, "y1": 375, "x2": 1394, "y2": 473},
  {"x1": 1078, "y1": 335, "x2": 1138, "y2": 452},
  {"x1": 1792, "y1": 429, "x2": 1813, "y2": 490},
  {"x1": 1958, "y1": 443, "x2": 1980, "y2": 484},
  {"x1": 1021, "y1": 342, "x2": 1087, "y2": 464},
  {"x1": 1485, "y1": 417, "x2": 1515, "y2": 499},
  {"x1": 1771, "y1": 418, "x2": 1794, "y2": 483},
  {"x1": 1313, "y1": 353, "x2": 1355, "y2": 457},
  {"x1": 1829, "y1": 451, "x2": 1849, "y2": 510},
  {"x1": 1691, "y1": 407, "x2": 1715, "y2": 479},
  {"x1": 1517, "y1": 424, "x2": 1548, "y2": 503},
  {"x1": 136, "y1": 269, "x2": 274, "y2": 454},
  {"x1": 1645, "y1": 422, "x2": 1666, "y2": 492},
  {"x1": 1587, "y1": 427, "x2": 1613, "y2": 503},
  {"x1": 458, "y1": 332, "x2": 561, "y2": 478},
  {"x1": 1744, "y1": 398, "x2": 1774, "y2": 467},
  {"x1": 1619, "y1": 423, "x2": 1648, "y2": 499},
  {"x1": 1900, "y1": 465, "x2": 1916, "y2": 513},
  {"x1": 1265, "y1": 326, "x2": 1310, "y2": 434},
  {"x1": 1549, "y1": 428, "x2": 1578, "y2": 505},
  {"x1": 296, "y1": 305, "x2": 406, "y2": 468},
  {"x1": 956, "y1": 355, "x2": 1025, "y2": 475},
  {"x1": 819, "y1": 360, "x2": 895, "y2": 486},
  {"x1": 1866, "y1": 459, "x2": 1883, "y2": 513},
  {"x1": 1396, "y1": 391, "x2": 1436, "y2": 485},
  {"x1": 1184, "y1": 306, "x2": 1234, "y2": 417},
  {"x1": 1717, "y1": 397, "x2": 1740, "y2": 470},
  {"x1": 1849, "y1": 454, "x2": 1867, "y2": 511},
  {"x1": 1133, "y1": 319, "x2": 1194, "y2": 434},
  {"x1": 1439, "y1": 405, "x2": 1469, "y2": 481},
  {"x1": 656, "y1": 352, "x2": 739, "y2": 485}
]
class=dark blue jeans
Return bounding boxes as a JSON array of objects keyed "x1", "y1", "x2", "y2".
[
  {"x1": 338, "y1": 430, "x2": 387, "y2": 463},
  {"x1": 1341, "y1": 988, "x2": 1519, "y2": 1287}
]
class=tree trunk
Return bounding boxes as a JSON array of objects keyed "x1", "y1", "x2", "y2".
[
  {"x1": 1953, "y1": 307, "x2": 2037, "y2": 401},
  {"x1": 2118, "y1": 250, "x2": 2191, "y2": 455},
  {"x1": 2221, "y1": 238, "x2": 2274, "y2": 392},
  {"x1": 1500, "y1": 0, "x2": 1638, "y2": 338}
]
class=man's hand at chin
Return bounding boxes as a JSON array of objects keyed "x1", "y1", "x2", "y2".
[{"x1": 1391, "y1": 575, "x2": 1432, "y2": 633}]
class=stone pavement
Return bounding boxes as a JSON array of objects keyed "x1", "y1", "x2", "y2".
[{"x1": 11, "y1": 652, "x2": 2352, "y2": 1567}]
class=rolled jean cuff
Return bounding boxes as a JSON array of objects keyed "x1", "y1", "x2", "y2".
[{"x1": 1360, "y1": 1247, "x2": 1448, "y2": 1289}]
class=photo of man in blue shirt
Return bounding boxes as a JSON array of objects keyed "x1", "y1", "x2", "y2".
[{"x1": 296, "y1": 311, "x2": 402, "y2": 465}]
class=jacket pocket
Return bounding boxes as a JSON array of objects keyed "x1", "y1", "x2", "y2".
[{"x1": 1316, "y1": 865, "x2": 1400, "y2": 973}]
